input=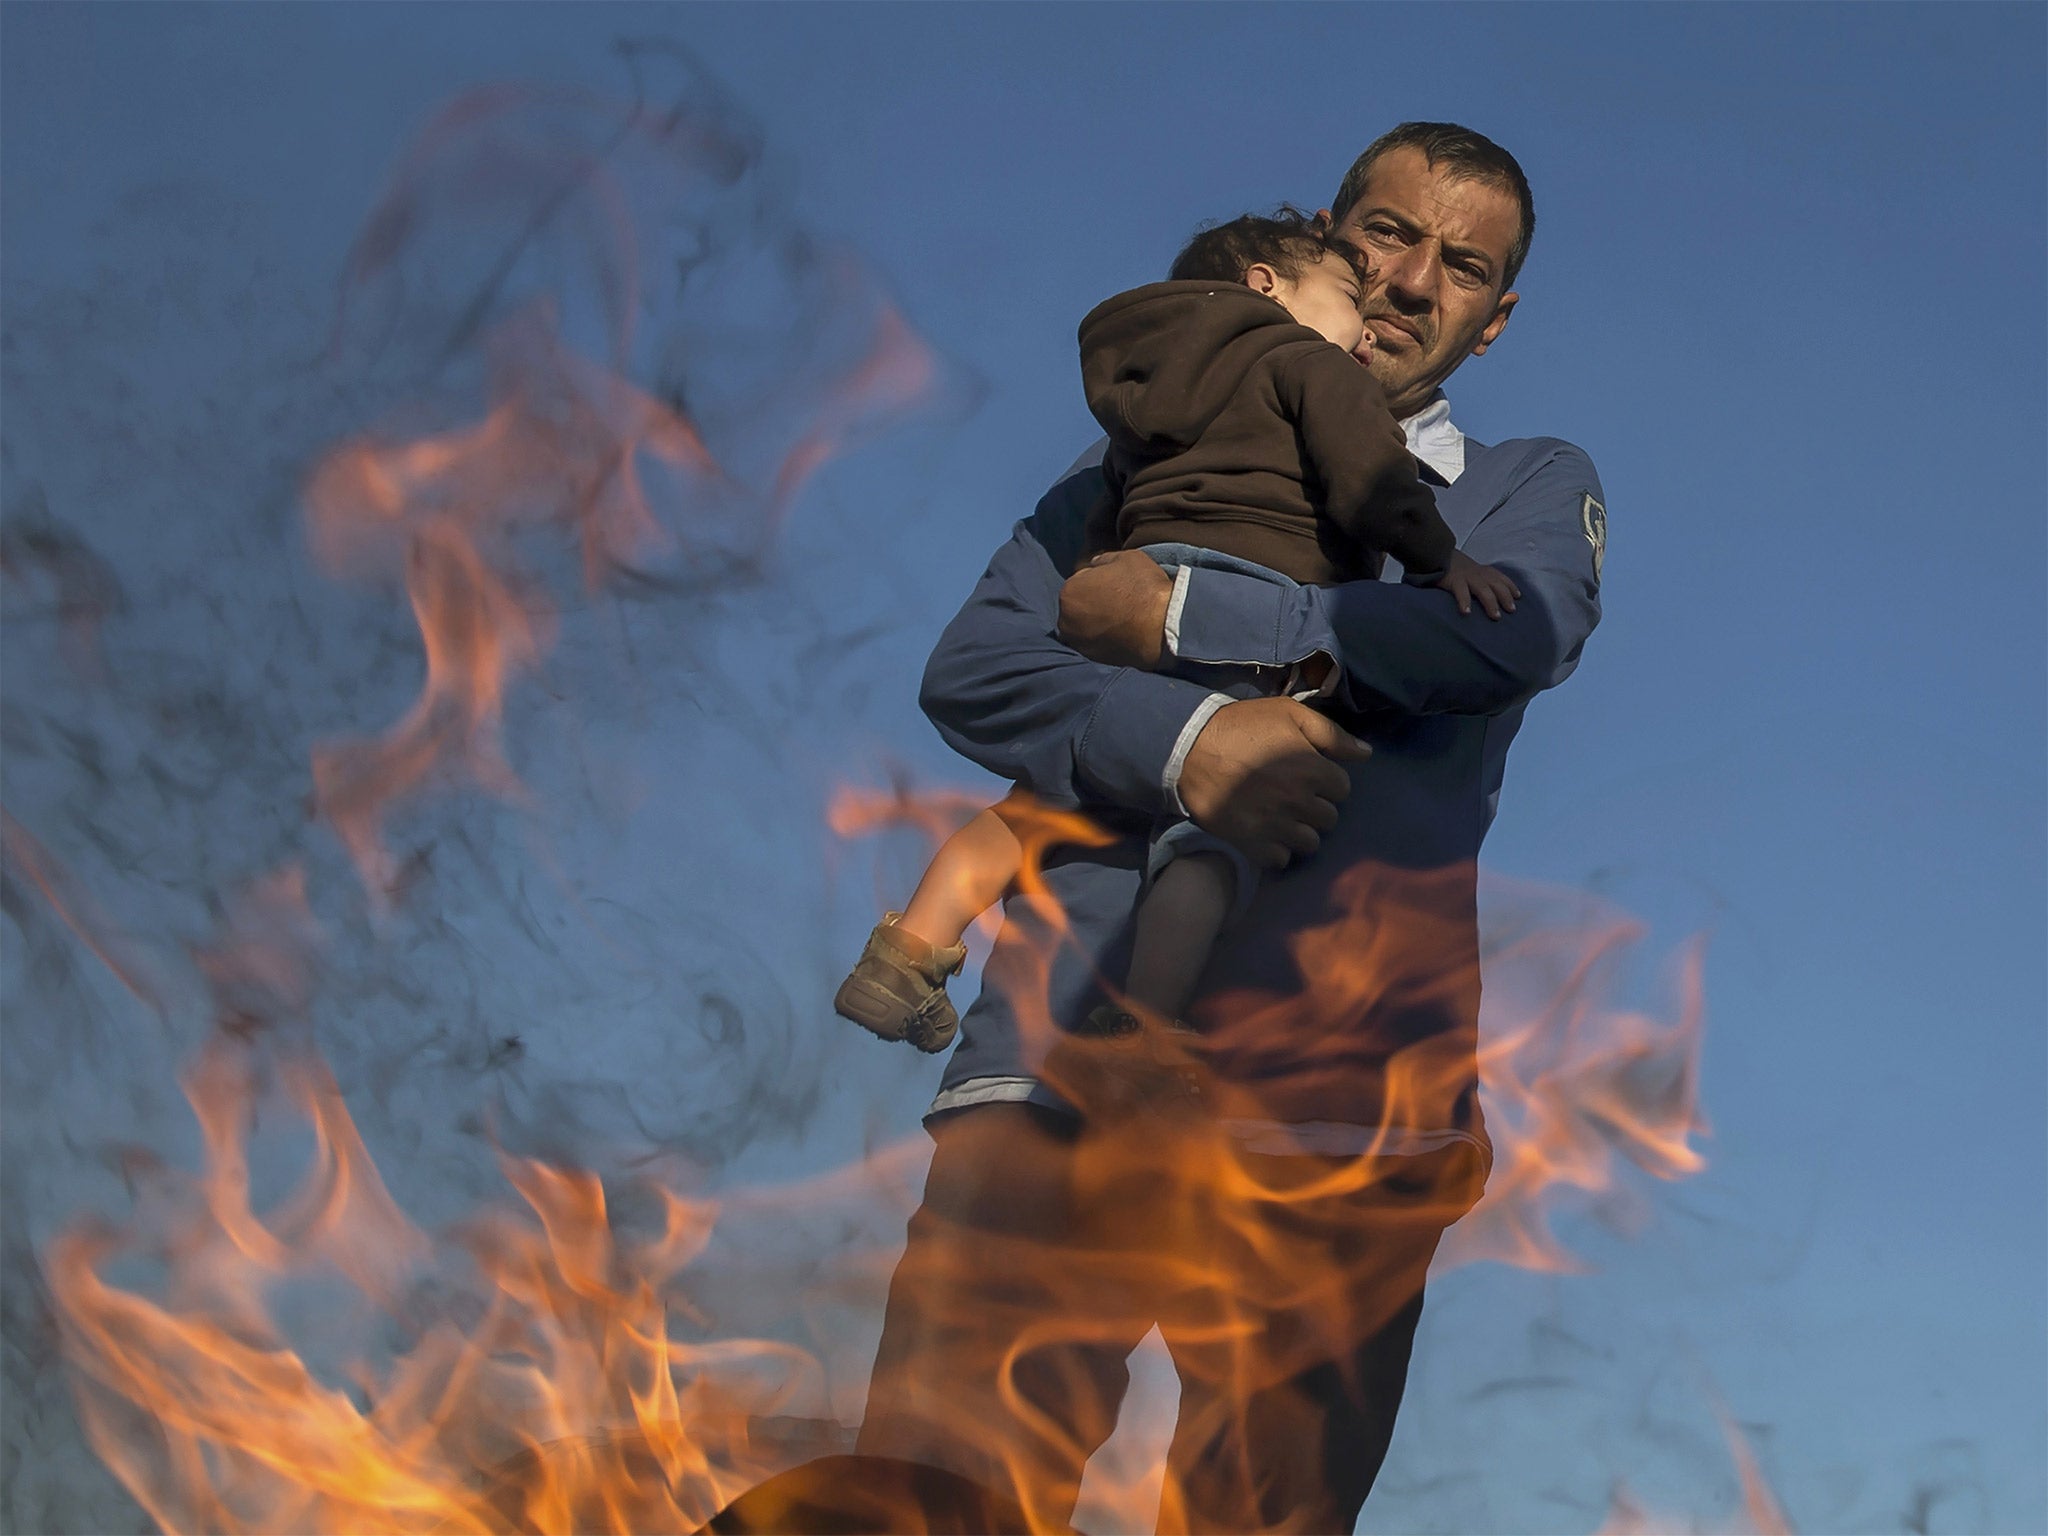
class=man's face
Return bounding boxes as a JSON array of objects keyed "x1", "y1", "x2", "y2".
[{"x1": 1326, "y1": 145, "x2": 1522, "y2": 418}]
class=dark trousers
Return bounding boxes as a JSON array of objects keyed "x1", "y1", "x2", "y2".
[{"x1": 857, "y1": 1102, "x2": 1483, "y2": 1535}]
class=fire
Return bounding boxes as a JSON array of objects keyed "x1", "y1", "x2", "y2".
[
  {"x1": 40, "y1": 896, "x2": 1709, "y2": 1536},
  {"x1": 1445, "y1": 888, "x2": 1708, "y2": 1274},
  {"x1": 47, "y1": 1028, "x2": 820, "y2": 1536},
  {"x1": 827, "y1": 781, "x2": 1118, "y2": 944},
  {"x1": 829, "y1": 789, "x2": 1717, "y2": 1532},
  {"x1": 33, "y1": 759, "x2": 1727, "y2": 1534},
  {"x1": 299, "y1": 65, "x2": 949, "y2": 908},
  {"x1": 839, "y1": 786, "x2": 1706, "y2": 1272},
  {"x1": 1, "y1": 808, "x2": 165, "y2": 1015},
  {"x1": 301, "y1": 308, "x2": 728, "y2": 904},
  {"x1": 1594, "y1": 1414, "x2": 1794, "y2": 1535},
  {"x1": 37, "y1": 785, "x2": 1720, "y2": 1533},
  {"x1": 20, "y1": 55, "x2": 1764, "y2": 1536},
  {"x1": 23, "y1": 60, "x2": 980, "y2": 1534},
  {"x1": 38, "y1": 802, "x2": 1729, "y2": 1532},
  {"x1": 764, "y1": 299, "x2": 939, "y2": 521}
]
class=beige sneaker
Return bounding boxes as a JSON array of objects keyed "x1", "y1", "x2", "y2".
[{"x1": 833, "y1": 914, "x2": 968, "y2": 1053}]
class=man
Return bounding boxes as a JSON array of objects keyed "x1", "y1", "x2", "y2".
[{"x1": 858, "y1": 124, "x2": 1605, "y2": 1534}]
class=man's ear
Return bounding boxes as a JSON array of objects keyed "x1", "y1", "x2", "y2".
[
  {"x1": 1468, "y1": 290, "x2": 1518, "y2": 356},
  {"x1": 1242, "y1": 263, "x2": 1284, "y2": 298}
]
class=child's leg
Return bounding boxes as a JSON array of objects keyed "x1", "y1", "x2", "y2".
[
  {"x1": 838, "y1": 804, "x2": 1025, "y2": 1053},
  {"x1": 1122, "y1": 852, "x2": 1237, "y2": 1023},
  {"x1": 898, "y1": 806, "x2": 1026, "y2": 949}
]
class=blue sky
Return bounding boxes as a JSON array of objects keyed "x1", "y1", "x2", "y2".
[{"x1": 3, "y1": 4, "x2": 2042, "y2": 1533}]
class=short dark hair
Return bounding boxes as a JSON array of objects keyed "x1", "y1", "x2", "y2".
[
  {"x1": 1168, "y1": 206, "x2": 1356, "y2": 286},
  {"x1": 1332, "y1": 122, "x2": 1535, "y2": 291}
]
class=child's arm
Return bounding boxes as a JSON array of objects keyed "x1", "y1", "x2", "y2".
[
  {"x1": 1436, "y1": 548, "x2": 1524, "y2": 621},
  {"x1": 1276, "y1": 344, "x2": 1522, "y2": 619}
]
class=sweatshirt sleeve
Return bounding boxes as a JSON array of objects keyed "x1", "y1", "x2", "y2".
[
  {"x1": 1274, "y1": 342, "x2": 1458, "y2": 579},
  {"x1": 919, "y1": 453, "x2": 1221, "y2": 814},
  {"x1": 1168, "y1": 441, "x2": 1605, "y2": 717}
]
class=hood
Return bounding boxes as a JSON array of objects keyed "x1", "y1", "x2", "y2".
[{"x1": 1079, "y1": 280, "x2": 1309, "y2": 457}]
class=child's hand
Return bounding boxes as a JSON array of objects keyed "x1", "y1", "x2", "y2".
[{"x1": 1435, "y1": 548, "x2": 1521, "y2": 619}]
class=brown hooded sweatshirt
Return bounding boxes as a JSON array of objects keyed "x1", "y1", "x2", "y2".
[{"x1": 1078, "y1": 280, "x2": 1456, "y2": 585}]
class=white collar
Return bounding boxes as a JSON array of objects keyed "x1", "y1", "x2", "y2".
[{"x1": 1400, "y1": 392, "x2": 1466, "y2": 484}]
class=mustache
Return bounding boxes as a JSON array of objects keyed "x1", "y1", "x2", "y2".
[{"x1": 1362, "y1": 307, "x2": 1432, "y2": 347}]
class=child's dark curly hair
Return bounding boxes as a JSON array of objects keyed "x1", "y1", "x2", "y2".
[{"x1": 1168, "y1": 206, "x2": 1363, "y2": 286}]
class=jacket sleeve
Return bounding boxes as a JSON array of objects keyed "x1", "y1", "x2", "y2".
[
  {"x1": 1275, "y1": 342, "x2": 1457, "y2": 579},
  {"x1": 919, "y1": 454, "x2": 1219, "y2": 813},
  {"x1": 1167, "y1": 441, "x2": 1604, "y2": 717}
]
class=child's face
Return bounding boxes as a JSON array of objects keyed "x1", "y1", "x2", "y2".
[{"x1": 1247, "y1": 251, "x2": 1366, "y2": 354}]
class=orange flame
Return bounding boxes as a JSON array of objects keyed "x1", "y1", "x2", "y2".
[
  {"x1": 764, "y1": 299, "x2": 938, "y2": 521},
  {"x1": 32, "y1": 73, "x2": 975, "y2": 1530},
  {"x1": 1, "y1": 807, "x2": 165, "y2": 1014},
  {"x1": 42, "y1": 775, "x2": 1724, "y2": 1536},
  {"x1": 1593, "y1": 1414, "x2": 1795, "y2": 1534},
  {"x1": 301, "y1": 304, "x2": 736, "y2": 903},
  {"x1": 837, "y1": 787, "x2": 1708, "y2": 1276},
  {"x1": 827, "y1": 779, "x2": 1117, "y2": 943},
  {"x1": 46, "y1": 1028, "x2": 833, "y2": 1535},
  {"x1": 810, "y1": 780, "x2": 1719, "y2": 1531},
  {"x1": 1723, "y1": 1414, "x2": 1795, "y2": 1536},
  {"x1": 34, "y1": 65, "x2": 1737, "y2": 1530},
  {"x1": 309, "y1": 519, "x2": 546, "y2": 902},
  {"x1": 297, "y1": 69, "x2": 946, "y2": 910},
  {"x1": 1448, "y1": 899, "x2": 1708, "y2": 1274}
]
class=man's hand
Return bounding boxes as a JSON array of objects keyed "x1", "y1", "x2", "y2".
[
  {"x1": 1178, "y1": 697, "x2": 1371, "y2": 870},
  {"x1": 1434, "y1": 548, "x2": 1522, "y2": 620},
  {"x1": 1057, "y1": 550, "x2": 1171, "y2": 670}
]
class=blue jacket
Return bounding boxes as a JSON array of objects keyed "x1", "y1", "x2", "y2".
[{"x1": 921, "y1": 433, "x2": 1605, "y2": 1147}]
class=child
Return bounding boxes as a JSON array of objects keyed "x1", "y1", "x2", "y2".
[{"x1": 835, "y1": 209, "x2": 1519, "y2": 1057}]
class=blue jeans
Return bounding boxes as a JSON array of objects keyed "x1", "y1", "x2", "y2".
[{"x1": 1137, "y1": 542, "x2": 1313, "y2": 922}]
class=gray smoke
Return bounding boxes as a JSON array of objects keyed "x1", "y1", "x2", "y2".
[{"x1": 1, "y1": 41, "x2": 972, "y2": 1533}]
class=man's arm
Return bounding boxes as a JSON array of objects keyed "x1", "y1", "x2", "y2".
[
  {"x1": 1168, "y1": 440, "x2": 1604, "y2": 716},
  {"x1": 918, "y1": 460, "x2": 1216, "y2": 817},
  {"x1": 923, "y1": 455, "x2": 1372, "y2": 867}
]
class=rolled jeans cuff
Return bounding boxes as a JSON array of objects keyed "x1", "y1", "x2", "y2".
[{"x1": 1148, "y1": 819, "x2": 1260, "y2": 923}]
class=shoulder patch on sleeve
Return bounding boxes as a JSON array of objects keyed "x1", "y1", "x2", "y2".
[{"x1": 1579, "y1": 492, "x2": 1606, "y2": 581}]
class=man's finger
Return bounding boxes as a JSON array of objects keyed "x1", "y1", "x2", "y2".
[
  {"x1": 1303, "y1": 797, "x2": 1341, "y2": 833},
  {"x1": 1282, "y1": 823, "x2": 1321, "y2": 858},
  {"x1": 1251, "y1": 840, "x2": 1290, "y2": 872},
  {"x1": 1305, "y1": 757, "x2": 1354, "y2": 806},
  {"x1": 1292, "y1": 709, "x2": 1373, "y2": 763}
]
